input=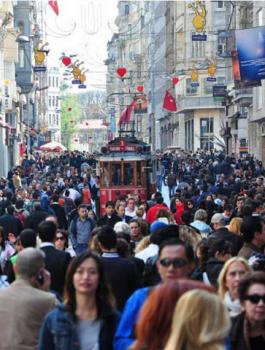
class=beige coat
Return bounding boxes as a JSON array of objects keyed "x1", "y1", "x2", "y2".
[{"x1": 0, "y1": 279, "x2": 56, "y2": 350}]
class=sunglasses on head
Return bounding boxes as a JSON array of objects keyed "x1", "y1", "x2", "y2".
[
  {"x1": 56, "y1": 236, "x2": 65, "y2": 241},
  {"x1": 159, "y1": 258, "x2": 188, "y2": 268},
  {"x1": 244, "y1": 294, "x2": 265, "y2": 304}
]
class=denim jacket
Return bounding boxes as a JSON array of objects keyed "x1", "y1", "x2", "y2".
[{"x1": 38, "y1": 303, "x2": 120, "y2": 350}]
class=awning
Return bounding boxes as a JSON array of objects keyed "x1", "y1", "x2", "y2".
[{"x1": 249, "y1": 117, "x2": 265, "y2": 123}]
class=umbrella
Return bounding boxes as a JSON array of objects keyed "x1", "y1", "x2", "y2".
[{"x1": 39, "y1": 141, "x2": 67, "y2": 152}]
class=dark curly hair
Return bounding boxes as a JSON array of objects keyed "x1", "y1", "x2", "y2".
[{"x1": 64, "y1": 251, "x2": 115, "y2": 319}]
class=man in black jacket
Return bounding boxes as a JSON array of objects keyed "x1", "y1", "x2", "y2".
[
  {"x1": 50, "y1": 194, "x2": 68, "y2": 229},
  {"x1": 38, "y1": 220, "x2": 71, "y2": 297},
  {"x1": 0, "y1": 205, "x2": 23, "y2": 238},
  {"x1": 209, "y1": 213, "x2": 243, "y2": 255},
  {"x1": 97, "y1": 201, "x2": 121, "y2": 228},
  {"x1": 97, "y1": 226, "x2": 141, "y2": 310}
]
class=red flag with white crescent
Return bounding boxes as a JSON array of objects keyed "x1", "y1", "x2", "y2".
[
  {"x1": 48, "y1": 0, "x2": 59, "y2": 16},
  {"x1": 163, "y1": 90, "x2": 177, "y2": 112}
]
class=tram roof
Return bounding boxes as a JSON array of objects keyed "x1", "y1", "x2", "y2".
[{"x1": 99, "y1": 155, "x2": 150, "y2": 161}]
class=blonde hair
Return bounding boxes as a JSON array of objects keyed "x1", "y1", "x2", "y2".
[
  {"x1": 218, "y1": 257, "x2": 251, "y2": 299},
  {"x1": 134, "y1": 235, "x2": 151, "y2": 254},
  {"x1": 165, "y1": 289, "x2": 231, "y2": 350},
  {"x1": 227, "y1": 217, "x2": 243, "y2": 235}
]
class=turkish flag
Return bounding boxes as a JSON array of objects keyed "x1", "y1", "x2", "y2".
[
  {"x1": 163, "y1": 90, "x2": 177, "y2": 112},
  {"x1": 48, "y1": 0, "x2": 59, "y2": 16},
  {"x1": 118, "y1": 103, "x2": 134, "y2": 126}
]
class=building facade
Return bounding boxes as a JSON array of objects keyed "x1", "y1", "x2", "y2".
[{"x1": 47, "y1": 67, "x2": 61, "y2": 142}]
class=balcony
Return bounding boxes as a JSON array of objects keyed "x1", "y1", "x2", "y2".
[
  {"x1": 176, "y1": 96, "x2": 225, "y2": 113},
  {"x1": 233, "y1": 88, "x2": 252, "y2": 106}
]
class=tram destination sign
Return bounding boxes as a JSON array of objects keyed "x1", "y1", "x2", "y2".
[{"x1": 108, "y1": 145, "x2": 137, "y2": 152}]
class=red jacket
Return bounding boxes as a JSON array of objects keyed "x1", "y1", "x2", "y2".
[{"x1": 146, "y1": 203, "x2": 168, "y2": 224}]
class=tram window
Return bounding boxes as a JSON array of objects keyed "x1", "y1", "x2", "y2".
[
  {"x1": 102, "y1": 163, "x2": 110, "y2": 187},
  {"x1": 112, "y1": 163, "x2": 122, "y2": 186},
  {"x1": 136, "y1": 162, "x2": 142, "y2": 186},
  {"x1": 124, "y1": 163, "x2": 134, "y2": 186}
]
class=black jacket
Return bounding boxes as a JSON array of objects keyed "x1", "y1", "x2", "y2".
[
  {"x1": 101, "y1": 255, "x2": 142, "y2": 311},
  {"x1": 97, "y1": 214, "x2": 121, "y2": 228},
  {"x1": 24, "y1": 209, "x2": 48, "y2": 233},
  {"x1": 0, "y1": 214, "x2": 23, "y2": 238},
  {"x1": 209, "y1": 227, "x2": 243, "y2": 255},
  {"x1": 50, "y1": 203, "x2": 68, "y2": 229},
  {"x1": 40, "y1": 245, "x2": 71, "y2": 296}
]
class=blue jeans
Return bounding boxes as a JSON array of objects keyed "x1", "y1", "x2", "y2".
[{"x1": 75, "y1": 243, "x2": 88, "y2": 255}]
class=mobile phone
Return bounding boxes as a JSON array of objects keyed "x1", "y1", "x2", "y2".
[{"x1": 36, "y1": 270, "x2": 44, "y2": 286}]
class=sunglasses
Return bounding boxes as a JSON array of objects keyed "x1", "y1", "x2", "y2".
[
  {"x1": 56, "y1": 236, "x2": 65, "y2": 241},
  {"x1": 159, "y1": 258, "x2": 188, "y2": 268},
  {"x1": 244, "y1": 294, "x2": 265, "y2": 304}
]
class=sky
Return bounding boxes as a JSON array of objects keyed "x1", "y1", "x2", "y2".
[{"x1": 45, "y1": 0, "x2": 119, "y2": 91}]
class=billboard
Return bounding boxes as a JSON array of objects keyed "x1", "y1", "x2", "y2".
[
  {"x1": 232, "y1": 50, "x2": 261, "y2": 88},
  {"x1": 235, "y1": 26, "x2": 265, "y2": 82}
]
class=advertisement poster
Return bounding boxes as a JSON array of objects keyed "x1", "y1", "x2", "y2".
[
  {"x1": 235, "y1": 26, "x2": 265, "y2": 82},
  {"x1": 232, "y1": 49, "x2": 261, "y2": 88}
]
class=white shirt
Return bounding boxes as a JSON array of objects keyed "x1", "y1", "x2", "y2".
[{"x1": 135, "y1": 243, "x2": 159, "y2": 263}]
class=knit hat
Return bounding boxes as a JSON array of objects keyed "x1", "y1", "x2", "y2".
[{"x1": 150, "y1": 220, "x2": 168, "y2": 234}]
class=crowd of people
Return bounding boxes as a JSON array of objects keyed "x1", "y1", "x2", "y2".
[{"x1": 0, "y1": 149, "x2": 264, "y2": 349}]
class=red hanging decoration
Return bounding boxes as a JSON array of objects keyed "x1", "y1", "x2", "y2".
[
  {"x1": 171, "y1": 76, "x2": 180, "y2": 85},
  {"x1": 116, "y1": 67, "x2": 127, "y2": 78},
  {"x1": 62, "y1": 56, "x2": 71, "y2": 66},
  {"x1": 48, "y1": 1, "x2": 59, "y2": 16},
  {"x1": 137, "y1": 85, "x2": 143, "y2": 93}
]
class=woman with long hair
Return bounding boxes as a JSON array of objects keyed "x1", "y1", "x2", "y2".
[
  {"x1": 218, "y1": 257, "x2": 251, "y2": 317},
  {"x1": 38, "y1": 251, "x2": 119, "y2": 350},
  {"x1": 227, "y1": 217, "x2": 243, "y2": 236},
  {"x1": 131, "y1": 279, "x2": 215, "y2": 350},
  {"x1": 165, "y1": 289, "x2": 231, "y2": 350}
]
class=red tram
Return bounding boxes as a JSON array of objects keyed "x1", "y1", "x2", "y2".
[{"x1": 98, "y1": 132, "x2": 156, "y2": 215}]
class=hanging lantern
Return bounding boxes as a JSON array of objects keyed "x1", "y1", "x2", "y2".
[
  {"x1": 208, "y1": 63, "x2": 216, "y2": 77},
  {"x1": 70, "y1": 120, "x2": 74, "y2": 123},
  {"x1": 137, "y1": 85, "x2": 144, "y2": 93},
  {"x1": 74, "y1": 138, "x2": 78, "y2": 142},
  {"x1": 62, "y1": 56, "x2": 71, "y2": 66},
  {"x1": 171, "y1": 76, "x2": 179, "y2": 85},
  {"x1": 68, "y1": 107, "x2": 72, "y2": 112},
  {"x1": 116, "y1": 67, "x2": 127, "y2": 78}
]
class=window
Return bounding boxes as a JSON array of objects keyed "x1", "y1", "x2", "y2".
[
  {"x1": 56, "y1": 77, "x2": 59, "y2": 87},
  {"x1": 257, "y1": 8, "x2": 263, "y2": 26},
  {"x1": 18, "y1": 21, "x2": 24, "y2": 35},
  {"x1": 49, "y1": 77, "x2": 51, "y2": 87},
  {"x1": 52, "y1": 96, "x2": 55, "y2": 107},
  {"x1": 186, "y1": 78, "x2": 199, "y2": 95},
  {"x1": 200, "y1": 118, "x2": 214, "y2": 150},
  {"x1": 56, "y1": 114, "x2": 59, "y2": 125},
  {"x1": 52, "y1": 77, "x2": 55, "y2": 87},
  {"x1": 257, "y1": 86, "x2": 263, "y2": 109},
  {"x1": 203, "y1": 78, "x2": 213, "y2": 95},
  {"x1": 216, "y1": 76, "x2": 226, "y2": 85},
  {"x1": 56, "y1": 96, "x2": 59, "y2": 107},
  {"x1": 49, "y1": 114, "x2": 51, "y2": 124},
  {"x1": 217, "y1": 36, "x2": 226, "y2": 56},
  {"x1": 111, "y1": 163, "x2": 122, "y2": 186},
  {"x1": 217, "y1": 1, "x2": 224, "y2": 9},
  {"x1": 192, "y1": 41, "x2": 205, "y2": 58},
  {"x1": 19, "y1": 47, "x2": 25, "y2": 68},
  {"x1": 48, "y1": 96, "x2": 51, "y2": 108},
  {"x1": 125, "y1": 4, "x2": 130, "y2": 15},
  {"x1": 53, "y1": 114, "x2": 56, "y2": 125}
]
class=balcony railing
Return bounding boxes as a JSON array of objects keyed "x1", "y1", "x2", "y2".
[{"x1": 176, "y1": 96, "x2": 225, "y2": 112}]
